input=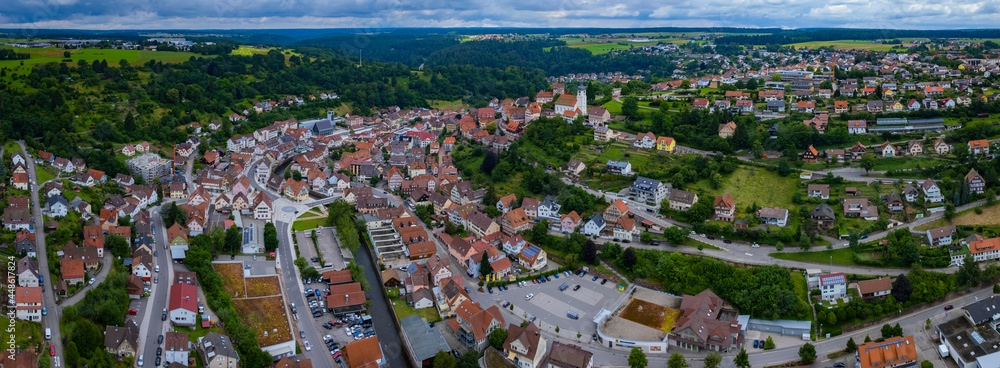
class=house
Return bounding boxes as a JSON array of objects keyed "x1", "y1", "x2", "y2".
[
  {"x1": 630, "y1": 176, "x2": 670, "y2": 206},
  {"x1": 855, "y1": 336, "x2": 917, "y2": 368},
  {"x1": 819, "y1": 272, "x2": 847, "y2": 300},
  {"x1": 503, "y1": 322, "x2": 547, "y2": 368},
  {"x1": 604, "y1": 199, "x2": 629, "y2": 225},
  {"x1": 606, "y1": 160, "x2": 632, "y2": 176},
  {"x1": 593, "y1": 127, "x2": 614, "y2": 142},
  {"x1": 926, "y1": 225, "x2": 957, "y2": 246},
  {"x1": 497, "y1": 194, "x2": 518, "y2": 214},
  {"x1": 756, "y1": 207, "x2": 789, "y2": 227},
  {"x1": 15, "y1": 231, "x2": 37, "y2": 258},
  {"x1": 560, "y1": 211, "x2": 581, "y2": 234},
  {"x1": 16, "y1": 257, "x2": 39, "y2": 287},
  {"x1": 502, "y1": 235, "x2": 527, "y2": 255},
  {"x1": 104, "y1": 320, "x2": 140, "y2": 358},
  {"x1": 885, "y1": 193, "x2": 904, "y2": 213},
  {"x1": 633, "y1": 132, "x2": 656, "y2": 149},
  {"x1": 126, "y1": 274, "x2": 143, "y2": 299},
  {"x1": 969, "y1": 139, "x2": 990, "y2": 155},
  {"x1": 519, "y1": 244, "x2": 547, "y2": 271},
  {"x1": 10, "y1": 172, "x2": 28, "y2": 190},
  {"x1": 966, "y1": 168, "x2": 986, "y2": 194},
  {"x1": 164, "y1": 332, "x2": 191, "y2": 365},
  {"x1": 933, "y1": 138, "x2": 950, "y2": 154},
  {"x1": 253, "y1": 193, "x2": 273, "y2": 220},
  {"x1": 563, "y1": 159, "x2": 586, "y2": 176},
  {"x1": 668, "y1": 189, "x2": 698, "y2": 211},
  {"x1": 847, "y1": 120, "x2": 867, "y2": 134},
  {"x1": 856, "y1": 277, "x2": 892, "y2": 299},
  {"x1": 970, "y1": 237, "x2": 1000, "y2": 262},
  {"x1": 849, "y1": 141, "x2": 868, "y2": 159},
  {"x1": 14, "y1": 286, "x2": 42, "y2": 321},
  {"x1": 801, "y1": 145, "x2": 819, "y2": 163},
  {"x1": 537, "y1": 196, "x2": 561, "y2": 220},
  {"x1": 833, "y1": 100, "x2": 850, "y2": 113},
  {"x1": 718, "y1": 121, "x2": 737, "y2": 138},
  {"x1": 169, "y1": 283, "x2": 198, "y2": 326},
  {"x1": 583, "y1": 215, "x2": 606, "y2": 237},
  {"x1": 713, "y1": 193, "x2": 736, "y2": 222},
  {"x1": 921, "y1": 179, "x2": 944, "y2": 203},
  {"x1": 843, "y1": 198, "x2": 878, "y2": 220},
  {"x1": 197, "y1": 332, "x2": 240, "y2": 368},
  {"x1": 328, "y1": 282, "x2": 368, "y2": 316},
  {"x1": 343, "y1": 336, "x2": 386, "y2": 368},
  {"x1": 468, "y1": 211, "x2": 501, "y2": 238},
  {"x1": 448, "y1": 300, "x2": 505, "y2": 351},
  {"x1": 906, "y1": 140, "x2": 923, "y2": 156},
  {"x1": 3, "y1": 208, "x2": 31, "y2": 231},
  {"x1": 880, "y1": 141, "x2": 899, "y2": 157},
  {"x1": 902, "y1": 184, "x2": 920, "y2": 202},
  {"x1": 613, "y1": 218, "x2": 636, "y2": 242},
  {"x1": 131, "y1": 250, "x2": 153, "y2": 281},
  {"x1": 546, "y1": 342, "x2": 593, "y2": 368},
  {"x1": 283, "y1": 179, "x2": 309, "y2": 201},
  {"x1": 807, "y1": 184, "x2": 830, "y2": 199},
  {"x1": 796, "y1": 100, "x2": 815, "y2": 113},
  {"x1": 810, "y1": 204, "x2": 836, "y2": 229}
]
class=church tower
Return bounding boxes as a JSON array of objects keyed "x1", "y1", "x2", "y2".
[{"x1": 576, "y1": 83, "x2": 588, "y2": 116}]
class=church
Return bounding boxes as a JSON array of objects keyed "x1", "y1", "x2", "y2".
[{"x1": 554, "y1": 84, "x2": 588, "y2": 119}]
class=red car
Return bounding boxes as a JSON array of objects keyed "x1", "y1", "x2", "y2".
[
  {"x1": 49, "y1": 345, "x2": 55, "y2": 356},
  {"x1": 127, "y1": 309, "x2": 138, "y2": 315},
  {"x1": 944, "y1": 305, "x2": 954, "y2": 310}
]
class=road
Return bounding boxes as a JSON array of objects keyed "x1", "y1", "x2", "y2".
[
  {"x1": 18, "y1": 141, "x2": 64, "y2": 368},
  {"x1": 275, "y1": 220, "x2": 335, "y2": 366},
  {"x1": 136, "y1": 207, "x2": 174, "y2": 367},
  {"x1": 58, "y1": 256, "x2": 114, "y2": 306}
]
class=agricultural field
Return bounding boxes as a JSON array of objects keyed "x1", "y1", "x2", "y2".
[
  {"x1": 231, "y1": 296, "x2": 293, "y2": 347},
  {"x1": 952, "y1": 202, "x2": 1000, "y2": 226},
  {"x1": 784, "y1": 40, "x2": 908, "y2": 51},
  {"x1": 214, "y1": 262, "x2": 247, "y2": 297},
  {"x1": 245, "y1": 276, "x2": 282, "y2": 298},
  {"x1": 550, "y1": 37, "x2": 683, "y2": 55},
  {"x1": 687, "y1": 166, "x2": 801, "y2": 210},
  {"x1": 0, "y1": 46, "x2": 204, "y2": 69},
  {"x1": 619, "y1": 299, "x2": 680, "y2": 334}
]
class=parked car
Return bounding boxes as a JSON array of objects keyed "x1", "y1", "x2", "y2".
[
  {"x1": 944, "y1": 305, "x2": 954, "y2": 310},
  {"x1": 706, "y1": 236, "x2": 715, "y2": 240},
  {"x1": 525, "y1": 294, "x2": 534, "y2": 300},
  {"x1": 487, "y1": 286, "x2": 493, "y2": 294},
  {"x1": 573, "y1": 285, "x2": 581, "y2": 291},
  {"x1": 158, "y1": 335, "x2": 164, "y2": 344},
  {"x1": 860, "y1": 234, "x2": 868, "y2": 239},
  {"x1": 155, "y1": 357, "x2": 161, "y2": 367},
  {"x1": 723, "y1": 240, "x2": 732, "y2": 244},
  {"x1": 600, "y1": 279, "x2": 608, "y2": 285},
  {"x1": 127, "y1": 309, "x2": 138, "y2": 315},
  {"x1": 157, "y1": 347, "x2": 162, "y2": 356},
  {"x1": 50, "y1": 345, "x2": 55, "y2": 356},
  {"x1": 304, "y1": 341, "x2": 311, "y2": 351},
  {"x1": 502, "y1": 301, "x2": 510, "y2": 308},
  {"x1": 300, "y1": 330, "x2": 305, "y2": 339}
]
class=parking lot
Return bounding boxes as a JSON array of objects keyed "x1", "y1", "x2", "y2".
[
  {"x1": 482, "y1": 272, "x2": 624, "y2": 341},
  {"x1": 296, "y1": 278, "x2": 372, "y2": 362},
  {"x1": 230, "y1": 254, "x2": 278, "y2": 276}
]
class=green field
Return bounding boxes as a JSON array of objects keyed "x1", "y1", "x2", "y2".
[
  {"x1": 35, "y1": 165, "x2": 56, "y2": 184},
  {"x1": 772, "y1": 248, "x2": 858, "y2": 267},
  {"x1": 292, "y1": 217, "x2": 325, "y2": 232},
  {"x1": 390, "y1": 297, "x2": 442, "y2": 323},
  {"x1": 0, "y1": 46, "x2": 204, "y2": 69},
  {"x1": 688, "y1": 166, "x2": 800, "y2": 210},
  {"x1": 872, "y1": 157, "x2": 954, "y2": 171},
  {"x1": 550, "y1": 37, "x2": 684, "y2": 55},
  {"x1": 0, "y1": 316, "x2": 43, "y2": 349},
  {"x1": 785, "y1": 40, "x2": 907, "y2": 51}
]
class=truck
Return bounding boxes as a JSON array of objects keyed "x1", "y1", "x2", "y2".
[
  {"x1": 938, "y1": 344, "x2": 949, "y2": 358},
  {"x1": 559, "y1": 283, "x2": 569, "y2": 292}
]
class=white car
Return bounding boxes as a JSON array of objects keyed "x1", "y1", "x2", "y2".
[
  {"x1": 304, "y1": 341, "x2": 311, "y2": 351},
  {"x1": 525, "y1": 294, "x2": 534, "y2": 300},
  {"x1": 138, "y1": 355, "x2": 144, "y2": 366}
]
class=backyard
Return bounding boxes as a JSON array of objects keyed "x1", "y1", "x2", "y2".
[{"x1": 390, "y1": 296, "x2": 442, "y2": 323}]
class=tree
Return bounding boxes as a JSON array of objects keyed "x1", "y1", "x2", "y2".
[
  {"x1": 456, "y1": 351, "x2": 481, "y2": 368},
  {"x1": 865, "y1": 335, "x2": 872, "y2": 343},
  {"x1": 798, "y1": 343, "x2": 817, "y2": 364},
  {"x1": 480, "y1": 252, "x2": 493, "y2": 277},
  {"x1": 763, "y1": 336, "x2": 775, "y2": 349},
  {"x1": 292, "y1": 170, "x2": 302, "y2": 181},
  {"x1": 73, "y1": 319, "x2": 103, "y2": 359},
  {"x1": 488, "y1": 328, "x2": 508, "y2": 350},
  {"x1": 680, "y1": 80, "x2": 691, "y2": 89},
  {"x1": 704, "y1": 351, "x2": 722, "y2": 368},
  {"x1": 622, "y1": 97, "x2": 640, "y2": 120},
  {"x1": 433, "y1": 351, "x2": 456, "y2": 368},
  {"x1": 957, "y1": 254, "x2": 982, "y2": 288},
  {"x1": 225, "y1": 225, "x2": 241, "y2": 254},
  {"x1": 621, "y1": 247, "x2": 637, "y2": 270},
  {"x1": 994, "y1": 283, "x2": 1000, "y2": 294},
  {"x1": 860, "y1": 153, "x2": 877, "y2": 173},
  {"x1": 776, "y1": 159, "x2": 792, "y2": 177},
  {"x1": 772, "y1": 73, "x2": 782, "y2": 82},
  {"x1": 892, "y1": 273, "x2": 912, "y2": 302},
  {"x1": 846, "y1": 337, "x2": 857, "y2": 352},
  {"x1": 667, "y1": 352, "x2": 689, "y2": 368},
  {"x1": 733, "y1": 348, "x2": 750, "y2": 368},
  {"x1": 294, "y1": 257, "x2": 307, "y2": 270},
  {"x1": 583, "y1": 240, "x2": 598, "y2": 264},
  {"x1": 921, "y1": 361, "x2": 934, "y2": 368},
  {"x1": 63, "y1": 50, "x2": 71, "y2": 58},
  {"x1": 106, "y1": 234, "x2": 130, "y2": 258},
  {"x1": 264, "y1": 222, "x2": 279, "y2": 252},
  {"x1": 640, "y1": 232, "x2": 653, "y2": 243},
  {"x1": 481, "y1": 149, "x2": 498, "y2": 174},
  {"x1": 881, "y1": 324, "x2": 894, "y2": 339},
  {"x1": 628, "y1": 347, "x2": 648, "y2": 368}
]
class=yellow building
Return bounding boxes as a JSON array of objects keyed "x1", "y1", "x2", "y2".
[{"x1": 656, "y1": 136, "x2": 676, "y2": 153}]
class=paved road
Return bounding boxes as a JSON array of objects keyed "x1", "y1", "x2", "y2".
[
  {"x1": 19, "y1": 141, "x2": 64, "y2": 368},
  {"x1": 275, "y1": 220, "x2": 334, "y2": 366},
  {"x1": 136, "y1": 207, "x2": 174, "y2": 367},
  {"x1": 59, "y1": 256, "x2": 114, "y2": 306}
]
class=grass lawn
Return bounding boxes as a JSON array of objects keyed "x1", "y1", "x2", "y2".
[
  {"x1": 790, "y1": 271, "x2": 810, "y2": 306},
  {"x1": 913, "y1": 217, "x2": 951, "y2": 231},
  {"x1": 390, "y1": 297, "x2": 442, "y2": 323},
  {"x1": 872, "y1": 157, "x2": 953, "y2": 171},
  {"x1": 174, "y1": 322, "x2": 225, "y2": 343},
  {"x1": 602, "y1": 100, "x2": 623, "y2": 115},
  {"x1": 772, "y1": 248, "x2": 857, "y2": 267},
  {"x1": 4, "y1": 141, "x2": 21, "y2": 156},
  {"x1": 688, "y1": 166, "x2": 800, "y2": 209},
  {"x1": 428, "y1": 99, "x2": 468, "y2": 111},
  {"x1": 35, "y1": 165, "x2": 56, "y2": 184},
  {"x1": 292, "y1": 217, "x2": 326, "y2": 232},
  {"x1": 0, "y1": 316, "x2": 43, "y2": 349},
  {"x1": 681, "y1": 237, "x2": 721, "y2": 250}
]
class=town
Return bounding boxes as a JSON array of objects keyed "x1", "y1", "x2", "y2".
[{"x1": 2, "y1": 26, "x2": 1000, "y2": 368}]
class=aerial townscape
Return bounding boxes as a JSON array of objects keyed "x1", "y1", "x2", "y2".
[{"x1": 5, "y1": 13, "x2": 1000, "y2": 368}]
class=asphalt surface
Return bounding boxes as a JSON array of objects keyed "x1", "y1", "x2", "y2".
[
  {"x1": 136, "y1": 209, "x2": 173, "y2": 367},
  {"x1": 20, "y1": 141, "x2": 64, "y2": 367}
]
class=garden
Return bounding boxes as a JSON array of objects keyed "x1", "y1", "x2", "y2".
[{"x1": 619, "y1": 299, "x2": 680, "y2": 334}]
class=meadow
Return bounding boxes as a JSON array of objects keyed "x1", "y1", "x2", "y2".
[
  {"x1": 0, "y1": 46, "x2": 204, "y2": 70},
  {"x1": 784, "y1": 40, "x2": 909, "y2": 51},
  {"x1": 687, "y1": 166, "x2": 801, "y2": 209}
]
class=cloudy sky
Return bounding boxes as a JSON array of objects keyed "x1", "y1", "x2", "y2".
[{"x1": 1, "y1": 0, "x2": 998, "y2": 31}]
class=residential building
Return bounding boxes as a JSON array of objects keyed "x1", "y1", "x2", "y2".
[
  {"x1": 668, "y1": 189, "x2": 698, "y2": 211},
  {"x1": 855, "y1": 277, "x2": 892, "y2": 299},
  {"x1": 921, "y1": 178, "x2": 944, "y2": 203},
  {"x1": 713, "y1": 193, "x2": 736, "y2": 222},
  {"x1": 169, "y1": 283, "x2": 198, "y2": 326},
  {"x1": 537, "y1": 196, "x2": 561, "y2": 220},
  {"x1": 855, "y1": 336, "x2": 917, "y2": 368},
  {"x1": 756, "y1": 207, "x2": 789, "y2": 227},
  {"x1": 583, "y1": 215, "x2": 605, "y2": 237},
  {"x1": 669, "y1": 289, "x2": 743, "y2": 352},
  {"x1": 970, "y1": 237, "x2": 1000, "y2": 262},
  {"x1": 197, "y1": 333, "x2": 241, "y2": 368},
  {"x1": 503, "y1": 322, "x2": 547, "y2": 368},
  {"x1": 127, "y1": 153, "x2": 172, "y2": 181},
  {"x1": 164, "y1": 332, "x2": 191, "y2": 365},
  {"x1": 819, "y1": 273, "x2": 847, "y2": 300},
  {"x1": 519, "y1": 244, "x2": 547, "y2": 271},
  {"x1": 501, "y1": 208, "x2": 530, "y2": 237},
  {"x1": 969, "y1": 139, "x2": 990, "y2": 155},
  {"x1": 546, "y1": 342, "x2": 593, "y2": 368},
  {"x1": 718, "y1": 121, "x2": 737, "y2": 138},
  {"x1": 606, "y1": 160, "x2": 632, "y2": 176},
  {"x1": 656, "y1": 136, "x2": 676, "y2": 153},
  {"x1": 966, "y1": 168, "x2": 986, "y2": 194},
  {"x1": 807, "y1": 184, "x2": 829, "y2": 199},
  {"x1": 14, "y1": 286, "x2": 42, "y2": 321},
  {"x1": 448, "y1": 300, "x2": 505, "y2": 351},
  {"x1": 104, "y1": 320, "x2": 140, "y2": 358},
  {"x1": 630, "y1": 176, "x2": 670, "y2": 206},
  {"x1": 560, "y1": 211, "x2": 581, "y2": 233},
  {"x1": 927, "y1": 225, "x2": 957, "y2": 246},
  {"x1": 810, "y1": 204, "x2": 836, "y2": 229},
  {"x1": 613, "y1": 219, "x2": 635, "y2": 242}
]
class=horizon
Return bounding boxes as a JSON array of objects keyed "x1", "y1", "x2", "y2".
[{"x1": 2, "y1": 0, "x2": 1000, "y2": 32}]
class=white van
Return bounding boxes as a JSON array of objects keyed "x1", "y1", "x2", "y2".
[{"x1": 45, "y1": 328, "x2": 51, "y2": 340}]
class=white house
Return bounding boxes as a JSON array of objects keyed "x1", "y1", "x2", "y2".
[
  {"x1": 45, "y1": 195, "x2": 69, "y2": 218},
  {"x1": 926, "y1": 225, "x2": 957, "y2": 246},
  {"x1": 920, "y1": 179, "x2": 944, "y2": 203},
  {"x1": 630, "y1": 176, "x2": 670, "y2": 206},
  {"x1": 613, "y1": 219, "x2": 635, "y2": 242},
  {"x1": 164, "y1": 332, "x2": 192, "y2": 366},
  {"x1": 606, "y1": 160, "x2": 633, "y2": 176},
  {"x1": 633, "y1": 132, "x2": 656, "y2": 149},
  {"x1": 502, "y1": 235, "x2": 527, "y2": 255},
  {"x1": 537, "y1": 196, "x2": 561, "y2": 221},
  {"x1": 818, "y1": 273, "x2": 847, "y2": 300},
  {"x1": 169, "y1": 283, "x2": 198, "y2": 326},
  {"x1": 971, "y1": 237, "x2": 1000, "y2": 263},
  {"x1": 14, "y1": 286, "x2": 42, "y2": 321},
  {"x1": 583, "y1": 214, "x2": 606, "y2": 237},
  {"x1": 756, "y1": 207, "x2": 789, "y2": 227}
]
